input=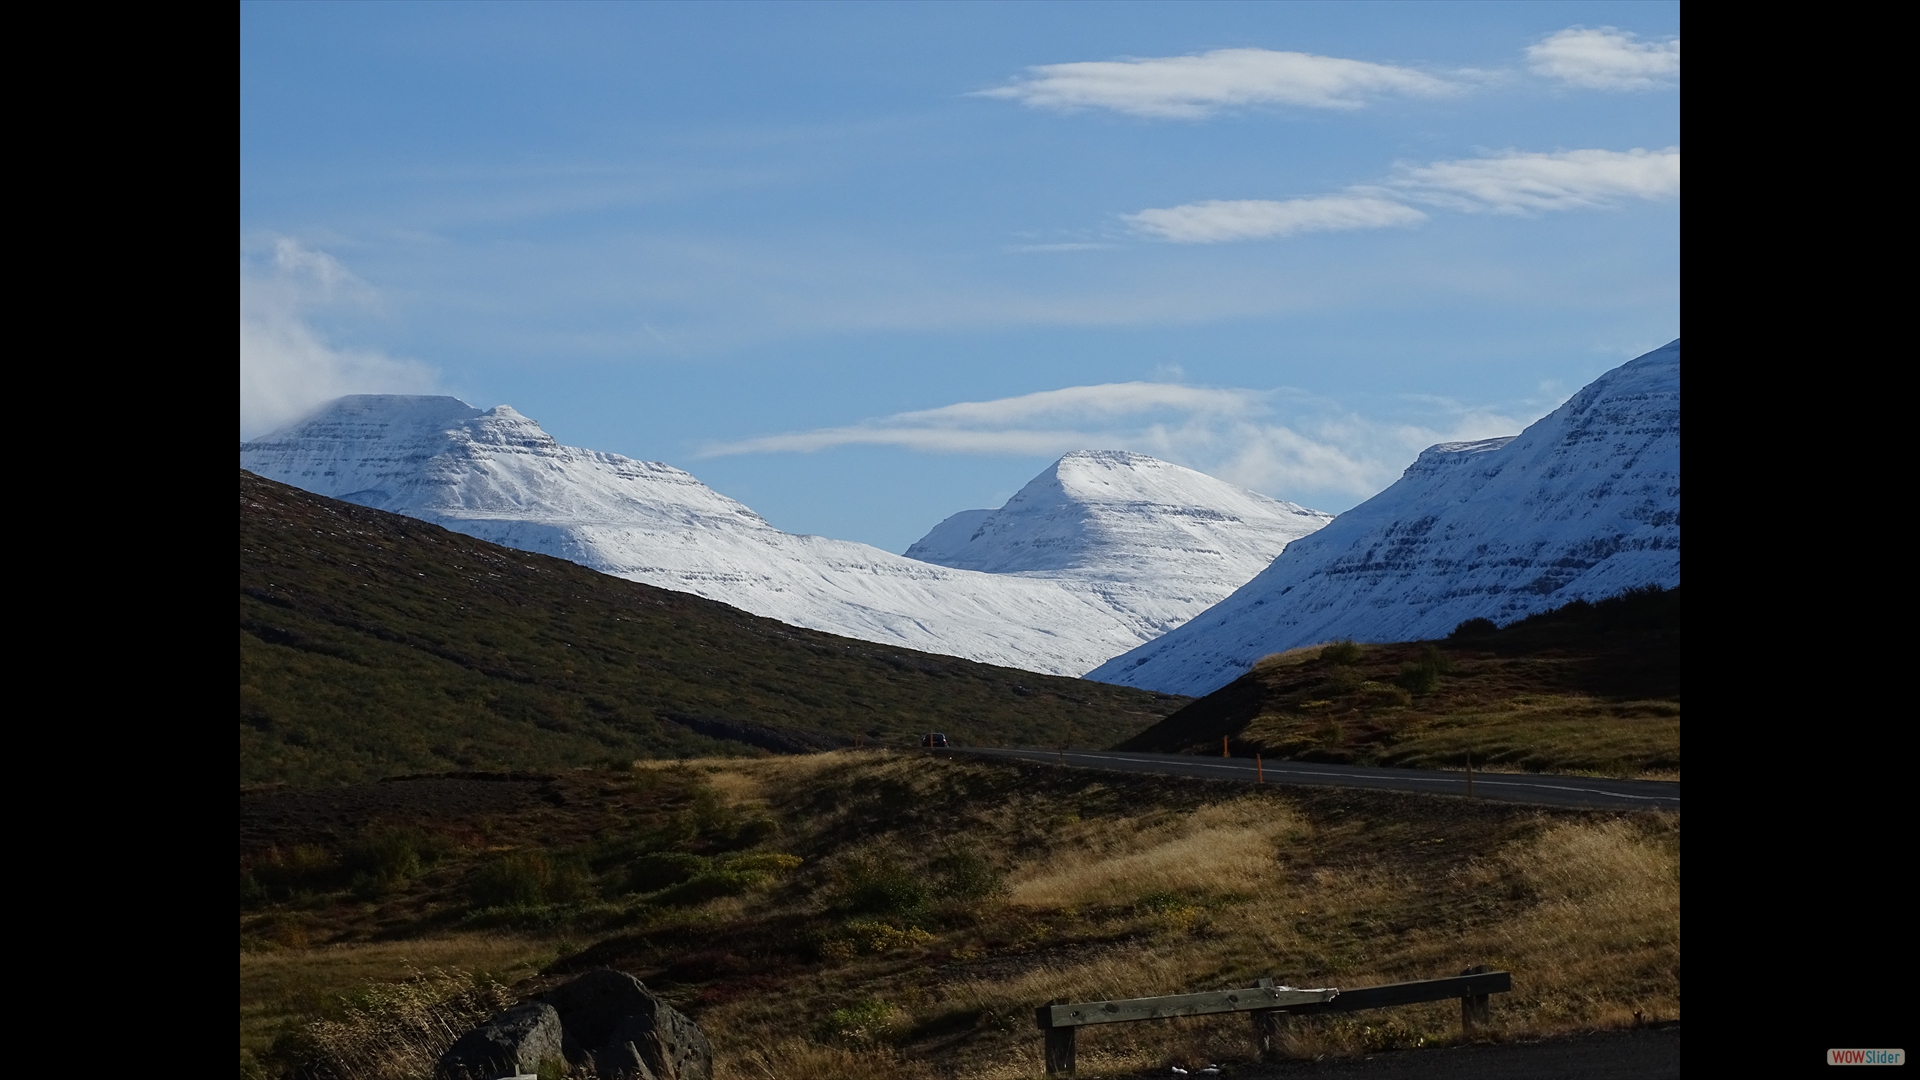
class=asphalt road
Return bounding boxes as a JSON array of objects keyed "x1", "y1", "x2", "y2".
[
  {"x1": 1217, "y1": 1025, "x2": 1681, "y2": 1080},
  {"x1": 956, "y1": 748, "x2": 1679, "y2": 811}
]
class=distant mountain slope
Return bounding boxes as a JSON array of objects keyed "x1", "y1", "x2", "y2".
[
  {"x1": 906, "y1": 450, "x2": 1331, "y2": 639},
  {"x1": 1112, "y1": 586, "x2": 1680, "y2": 778},
  {"x1": 239, "y1": 471, "x2": 1185, "y2": 786},
  {"x1": 242, "y1": 401, "x2": 1328, "y2": 675},
  {"x1": 1091, "y1": 340, "x2": 1680, "y2": 696}
]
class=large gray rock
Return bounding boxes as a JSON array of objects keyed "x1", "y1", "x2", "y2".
[
  {"x1": 544, "y1": 970, "x2": 711, "y2": 1080},
  {"x1": 437, "y1": 1000, "x2": 566, "y2": 1080}
]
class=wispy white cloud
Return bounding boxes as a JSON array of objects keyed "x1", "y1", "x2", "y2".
[
  {"x1": 704, "y1": 383, "x2": 1262, "y2": 455},
  {"x1": 1389, "y1": 147, "x2": 1680, "y2": 214},
  {"x1": 1125, "y1": 147, "x2": 1677, "y2": 243},
  {"x1": 240, "y1": 239, "x2": 438, "y2": 440},
  {"x1": 975, "y1": 48, "x2": 1459, "y2": 119},
  {"x1": 898, "y1": 382, "x2": 1263, "y2": 425},
  {"x1": 701, "y1": 381, "x2": 1539, "y2": 508},
  {"x1": 1527, "y1": 27, "x2": 1679, "y2": 91},
  {"x1": 1125, "y1": 195, "x2": 1426, "y2": 244}
]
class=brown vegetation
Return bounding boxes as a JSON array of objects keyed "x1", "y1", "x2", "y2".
[
  {"x1": 241, "y1": 752, "x2": 1678, "y2": 1078},
  {"x1": 1115, "y1": 588, "x2": 1680, "y2": 779}
]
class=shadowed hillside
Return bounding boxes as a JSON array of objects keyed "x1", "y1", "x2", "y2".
[
  {"x1": 240, "y1": 471, "x2": 1185, "y2": 786},
  {"x1": 1113, "y1": 587, "x2": 1679, "y2": 778}
]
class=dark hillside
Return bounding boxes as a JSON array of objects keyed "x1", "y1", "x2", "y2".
[
  {"x1": 240, "y1": 471, "x2": 1185, "y2": 785},
  {"x1": 1113, "y1": 587, "x2": 1679, "y2": 777}
]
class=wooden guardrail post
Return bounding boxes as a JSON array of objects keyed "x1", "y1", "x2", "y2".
[
  {"x1": 1460, "y1": 965, "x2": 1491, "y2": 1033},
  {"x1": 1248, "y1": 977, "x2": 1285, "y2": 1060},
  {"x1": 1037, "y1": 1000, "x2": 1075, "y2": 1074}
]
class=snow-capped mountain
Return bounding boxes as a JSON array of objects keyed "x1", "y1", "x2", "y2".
[
  {"x1": 240, "y1": 397, "x2": 1330, "y2": 677},
  {"x1": 1089, "y1": 339, "x2": 1681, "y2": 697},
  {"x1": 906, "y1": 451, "x2": 1331, "y2": 640}
]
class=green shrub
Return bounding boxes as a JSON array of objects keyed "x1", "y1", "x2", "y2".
[
  {"x1": 624, "y1": 852, "x2": 710, "y2": 894},
  {"x1": 1324, "y1": 666, "x2": 1365, "y2": 693},
  {"x1": 546, "y1": 856, "x2": 593, "y2": 904},
  {"x1": 240, "y1": 871, "x2": 267, "y2": 909},
  {"x1": 835, "y1": 855, "x2": 930, "y2": 918},
  {"x1": 733, "y1": 814, "x2": 781, "y2": 847},
  {"x1": 1397, "y1": 662, "x2": 1439, "y2": 695},
  {"x1": 250, "y1": 845, "x2": 339, "y2": 900},
  {"x1": 1449, "y1": 617, "x2": 1498, "y2": 639},
  {"x1": 1321, "y1": 640, "x2": 1364, "y2": 665},
  {"x1": 656, "y1": 791, "x2": 782, "y2": 853},
  {"x1": 468, "y1": 852, "x2": 555, "y2": 908},
  {"x1": 1361, "y1": 681, "x2": 1414, "y2": 707},
  {"x1": 1396, "y1": 644, "x2": 1452, "y2": 696},
  {"x1": 817, "y1": 997, "x2": 901, "y2": 1045},
  {"x1": 932, "y1": 844, "x2": 1005, "y2": 902},
  {"x1": 645, "y1": 852, "x2": 801, "y2": 906},
  {"x1": 344, "y1": 826, "x2": 441, "y2": 899}
]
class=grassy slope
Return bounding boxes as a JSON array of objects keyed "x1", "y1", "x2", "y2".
[
  {"x1": 241, "y1": 754, "x2": 1680, "y2": 1079},
  {"x1": 1113, "y1": 588, "x2": 1681, "y2": 778},
  {"x1": 240, "y1": 470, "x2": 1184, "y2": 786}
]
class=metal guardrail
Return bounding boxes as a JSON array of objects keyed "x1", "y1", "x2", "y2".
[{"x1": 1034, "y1": 967, "x2": 1512, "y2": 1074}]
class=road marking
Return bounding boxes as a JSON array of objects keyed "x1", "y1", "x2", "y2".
[{"x1": 972, "y1": 749, "x2": 1679, "y2": 804}]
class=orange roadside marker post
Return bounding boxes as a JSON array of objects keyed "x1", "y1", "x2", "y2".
[
  {"x1": 1223, "y1": 736, "x2": 1229, "y2": 758},
  {"x1": 1256, "y1": 754, "x2": 1264, "y2": 785}
]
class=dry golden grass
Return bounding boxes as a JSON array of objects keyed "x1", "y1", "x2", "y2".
[
  {"x1": 698, "y1": 758, "x2": 1678, "y2": 1077},
  {"x1": 689, "y1": 751, "x2": 863, "y2": 806},
  {"x1": 265, "y1": 966, "x2": 516, "y2": 1080},
  {"x1": 1249, "y1": 644, "x2": 1333, "y2": 674},
  {"x1": 1484, "y1": 817, "x2": 1682, "y2": 1029},
  {"x1": 1006, "y1": 797, "x2": 1303, "y2": 908},
  {"x1": 240, "y1": 936, "x2": 559, "y2": 1075},
  {"x1": 243, "y1": 755, "x2": 1679, "y2": 1079}
]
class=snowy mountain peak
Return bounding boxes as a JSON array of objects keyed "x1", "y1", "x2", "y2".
[
  {"x1": 1089, "y1": 339, "x2": 1680, "y2": 697},
  {"x1": 241, "y1": 394, "x2": 769, "y2": 525},
  {"x1": 908, "y1": 451, "x2": 1331, "y2": 576}
]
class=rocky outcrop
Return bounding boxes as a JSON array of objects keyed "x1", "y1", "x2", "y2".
[
  {"x1": 547, "y1": 970, "x2": 712, "y2": 1080},
  {"x1": 437, "y1": 1001, "x2": 565, "y2": 1079},
  {"x1": 438, "y1": 970, "x2": 711, "y2": 1080}
]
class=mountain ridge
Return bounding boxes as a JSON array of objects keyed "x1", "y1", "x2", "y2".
[
  {"x1": 243, "y1": 404, "x2": 1330, "y2": 676},
  {"x1": 1090, "y1": 340, "x2": 1680, "y2": 696}
]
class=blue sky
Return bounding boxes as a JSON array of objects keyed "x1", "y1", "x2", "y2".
[{"x1": 240, "y1": 1, "x2": 1679, "y2": 552}]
